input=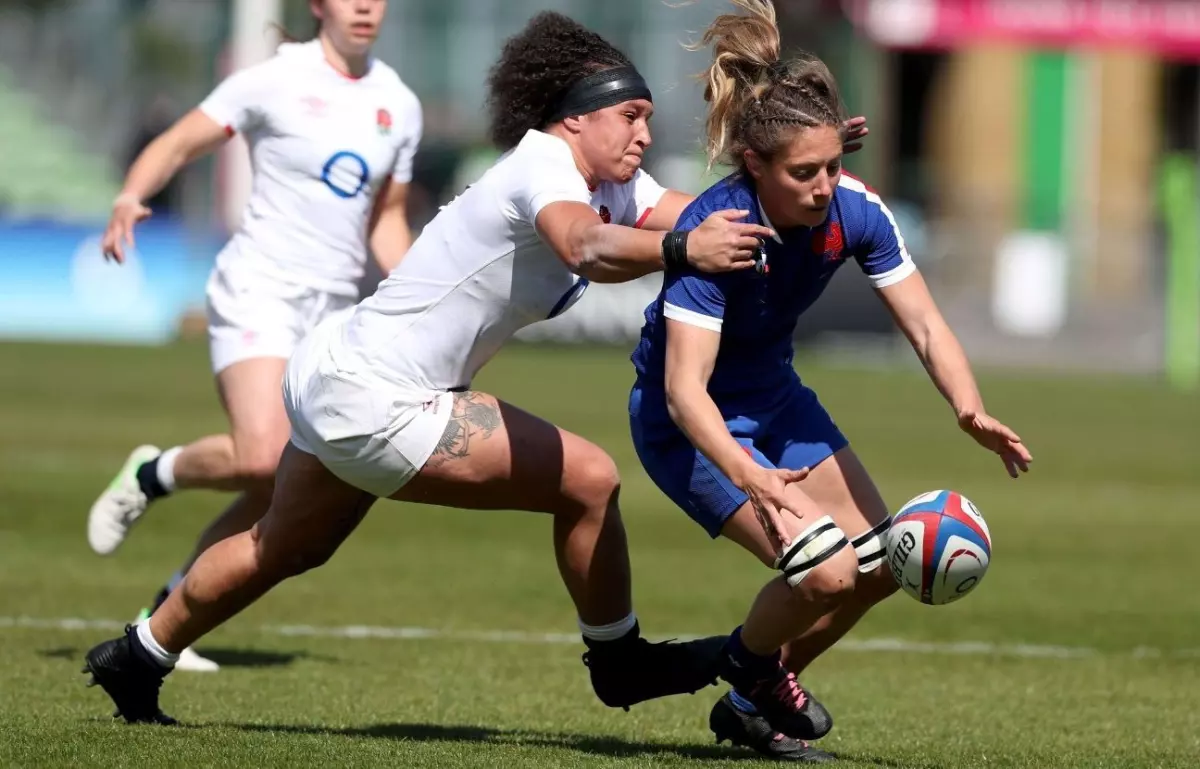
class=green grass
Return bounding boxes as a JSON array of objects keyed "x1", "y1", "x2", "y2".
[{"x1": 0, "y1": 340, "x2": 1197, "y2": 768}]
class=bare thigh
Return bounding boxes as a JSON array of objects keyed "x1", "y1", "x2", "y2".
[
  {"x1": 390, "y1": 391, "x2": 618, "y2": 513},
  {"x1": 216, "y1": 357, "x2": 292, "y2": 471},
  {"x1": 721, "y1": 447, "x2": 889, "y2": 567},
  {"x1": 253, "y1": 442, "x2": 377, "y2": 572},
  {"x1": 797, "y1": 447, "x2": 889, "y2": 539}
]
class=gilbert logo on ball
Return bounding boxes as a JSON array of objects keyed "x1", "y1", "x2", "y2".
[{"x1": 886, "y1": 490, "x2": 992, "y2": 605}]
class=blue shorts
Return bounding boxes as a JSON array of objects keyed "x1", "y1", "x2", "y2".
[{"x1": 629, "y1": 381, "x2": 848, "y2": 538}]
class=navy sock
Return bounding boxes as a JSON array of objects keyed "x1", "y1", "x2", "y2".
[
  {"x1": 724, "y1": 625, "x2": 781, "y2": 680},
  {"x1": 729, "y1": 689, "x2": 759, "y2": 714},
  {"x1": 135, "y1": 458, "x2": 170, "y2": 501}
]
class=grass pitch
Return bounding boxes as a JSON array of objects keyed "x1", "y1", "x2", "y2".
[{"x1": 1, "y1": 340, "x2": 1197, "y2": 767}]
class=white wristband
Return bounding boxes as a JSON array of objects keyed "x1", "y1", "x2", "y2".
[{"x1": 113, "y1": 193, "x2": 141, "y2": 208}]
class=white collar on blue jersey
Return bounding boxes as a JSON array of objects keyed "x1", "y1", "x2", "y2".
[{"x1": 756, "y1": 196, "x2": 784, "y2": 244}]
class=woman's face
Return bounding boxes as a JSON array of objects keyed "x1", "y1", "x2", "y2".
[
  {"x1": 577, "y1": 99, "x2": 655, "y2": 185},
  {"x1": 314, "y1": 0, "x2": 387, "y2": 57},
  {"x1": 745, "y1": 124, "x2": 843, "y2": 228}
]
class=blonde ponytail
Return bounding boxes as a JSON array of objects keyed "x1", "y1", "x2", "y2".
[{"x1": 687, "y1": 0, "x2": 846, "y2": 171}]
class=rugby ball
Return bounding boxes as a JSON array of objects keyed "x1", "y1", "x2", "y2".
[{"x1": 886, "y1": 490, "x2": 991, "y2": 605}]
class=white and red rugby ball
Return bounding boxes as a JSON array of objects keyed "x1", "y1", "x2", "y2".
[{"x1": 886, "y1": 490, "x2": 992, "y2": 605}]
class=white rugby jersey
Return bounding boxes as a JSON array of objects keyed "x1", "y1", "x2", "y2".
[
  {"x1": 338, "y1": 129, "x2": 667, "y2": 392},
  {"x1": 200, "y1": 40, "x2": 422, "y2": 297}
]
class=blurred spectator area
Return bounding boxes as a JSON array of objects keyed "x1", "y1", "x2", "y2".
[
  {"x1": 0, "y1": 0, "x2": 225, "y2": 221},
  {"x1": 2, "y1": 0, "x2": 1199, "y2": 376}
]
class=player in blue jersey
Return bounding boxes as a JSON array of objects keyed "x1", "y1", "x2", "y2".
[{"x1": 629, "y1": 0, "x2": 1033, "y2": 761}]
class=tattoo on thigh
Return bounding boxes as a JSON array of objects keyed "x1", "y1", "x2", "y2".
[{"x1": 426, "y1": 392, "x2": 502, "y2": 468}]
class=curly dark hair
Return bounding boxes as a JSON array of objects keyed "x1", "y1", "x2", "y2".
[{"x1": 486, "y1": 11, "x2": 634, "y2": 150}]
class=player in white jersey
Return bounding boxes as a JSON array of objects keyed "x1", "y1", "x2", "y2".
[
  {"x1": 85, "y1": 0, "x2": 420, "y2": 671},
  {"x1": 79, "y1": 10, "x2": 808, "y2": 724}
]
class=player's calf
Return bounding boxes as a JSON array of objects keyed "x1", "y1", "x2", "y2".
[{"x1": 717, "y1": 517, "x2": 854, "y2": 740}]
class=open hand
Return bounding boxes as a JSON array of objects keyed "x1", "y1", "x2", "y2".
[
  {"x1": 958, "y1": 409, "x2": 1032, "y2": 478},
  {"x1": 100, "y1": 194, "x2": 152, "y2": 264},
  {"x1": 741, "y1": 465, "x2": 811, "y2": 554}
]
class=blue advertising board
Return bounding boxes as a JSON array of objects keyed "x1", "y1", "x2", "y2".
[{"x1": 0, "y1": 217, "x2": 220, "y2": 344}]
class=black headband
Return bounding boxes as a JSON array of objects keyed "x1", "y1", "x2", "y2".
[{"x1": 545, "y1": 66, "x2": 653, "y2": 124}]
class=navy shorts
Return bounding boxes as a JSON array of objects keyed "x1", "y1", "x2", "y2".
[{"x1": 629, "y1": 382, "x2": 848, "y2": 538}]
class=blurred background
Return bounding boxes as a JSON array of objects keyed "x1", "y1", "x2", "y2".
[{"x1": 0, "y1": 0, "x2": 1198, "y2": 383}]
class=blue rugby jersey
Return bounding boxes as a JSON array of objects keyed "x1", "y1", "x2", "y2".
[{"x1": 630, "y1": 172, "x2": 915, "y2": 417}]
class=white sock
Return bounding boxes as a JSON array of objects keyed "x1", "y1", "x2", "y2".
[
  {"x1": 166, "y1": 570, "x2": 184, "y2": 593},
  {"x1": 156, "y1": 447, "x2": 182, "y2": 493},
  {"x1": 135, "y1": 619, "x2": 179, "y2": 668},
  {"x1": 579, "y1": 612, "x2": 637, "y2": 642}
]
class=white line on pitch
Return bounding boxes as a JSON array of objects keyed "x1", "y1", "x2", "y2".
[{"x1": 1, "y1": 616, "x2": 1194, "y2": 660}]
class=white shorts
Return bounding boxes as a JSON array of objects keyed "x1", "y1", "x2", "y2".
[
  {"x1": 282, "y1": 314, "x2": 455, "y2": 498},
  {"x1": 206, "y1": 266, "x2": 358, "y2": 375}
]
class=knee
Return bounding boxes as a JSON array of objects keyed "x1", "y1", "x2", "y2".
[
  {"x1": 797, "y1": 547, "x2": 858, "y2": 609},
  {"x1": 250, "y1": 518, "x2": 335, "y2": 579},
  {"x1": 777, "y1": 516, "x2": 858, "y2": 609},
  {"x1": 563, "y1": 449, "x2": 621, "y2": 514}
]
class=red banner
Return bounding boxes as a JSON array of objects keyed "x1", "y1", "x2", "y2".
[{"x1": 848, "y1": 0, "x2": 1200, "y2": 59}]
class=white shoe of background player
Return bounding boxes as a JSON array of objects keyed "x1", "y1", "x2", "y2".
[
  {"x1": 87, "y1": 445, "x2": 160, "y2": 555},
  {"x1": 176, "y1": 646, "x2": 221, "y2": 673}
]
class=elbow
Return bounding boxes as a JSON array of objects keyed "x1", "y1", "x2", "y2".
[
  {"x1": 665, "y1": 397, "x2": 683, "y2": 428},
  {"x1": 912, "y1": 331, "x2": 932, "y2": 363},
  {"x1": 563, "y1": 222, "x2": 604, "y2": 277},
  {"x1": 565, "y1": 240, "x2": 594, "y2": 277},
  {"x1": 664, "y1": 378, "x2": 690, "y2": 426},
  {"x1": 904, "y1": 317, "x2": 936, "y2": 361}
]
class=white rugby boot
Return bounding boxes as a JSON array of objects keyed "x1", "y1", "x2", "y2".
[{"x1": 87, "y1": 445, "x2": 161, "y2": 555}]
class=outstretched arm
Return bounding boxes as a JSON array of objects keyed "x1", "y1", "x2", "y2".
[
  {"x1": 534, "y1": 202, "x2": 772, "y2": 283},
  {"x1": 877, "y1": 272, "x2": 1032, "y2": 478},
  {"x1": 102, "y1": 110, "x2": 230, "y2": 263}
]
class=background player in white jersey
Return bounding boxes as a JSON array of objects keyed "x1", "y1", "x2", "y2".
[
  {"x1": 86, "y1": 0, "x2": 421, "y2": 671},
  {"x1": 79, "y1": 10, "x2": 800, "y2": 725}
]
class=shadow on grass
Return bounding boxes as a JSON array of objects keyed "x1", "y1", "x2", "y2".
[
  {"x1": 42, "y1": 646, "x2": 335, "y2": 669},
  {"x1": 209, "y1": 720, "x2": 925, "y2": 766}
]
